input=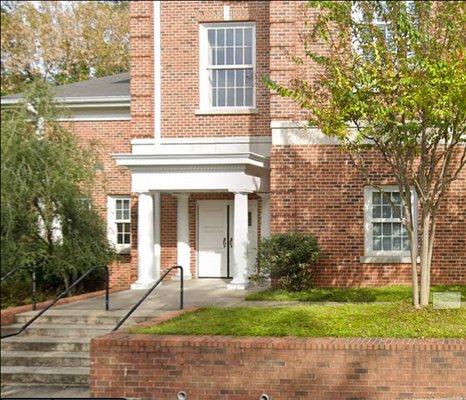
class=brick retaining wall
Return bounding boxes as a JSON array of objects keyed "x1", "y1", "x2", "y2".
[{"x1": 90, "y1": 331, "x2": 466, "y2": 400}]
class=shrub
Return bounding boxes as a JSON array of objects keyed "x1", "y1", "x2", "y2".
[{"x1": 252, "y1": 232, "x2": 320, "y2": 291}]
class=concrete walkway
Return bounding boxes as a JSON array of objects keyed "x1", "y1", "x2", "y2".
[
  {"x1": 62, "y1": 278, "x2": 254, "y2": 312},
  {"x1": 1, "y1": 279, "x2": 259, "y2": 398}
]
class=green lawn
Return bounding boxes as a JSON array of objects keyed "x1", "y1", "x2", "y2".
[
  {"x1": 245, "y1": 284, "x2": 466, "y2": 303},
  {"x1": 132, "y1": 303, "x2": 466, "y2": 339}
]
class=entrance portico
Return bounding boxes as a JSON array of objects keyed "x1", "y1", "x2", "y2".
[{"x1": 114, "y1": 137, "x2": 270, "y2": 290}]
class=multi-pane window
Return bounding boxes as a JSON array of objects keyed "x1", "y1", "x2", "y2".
[
  {"x1": 371, "y1": 191, "x2": 409, "y2": 252},
  {"x1": 365, "y1": 187, "x2": 415, "y2": 256},
  {"x1": 115, "y1": 199, "x2": 131, "y2": 245},
  {"x1": 200, "y1": 23, "x2": 255, "y2": 109},
  {"x1": 108, "y1": 196, "x2": 131, "y2": 253}
]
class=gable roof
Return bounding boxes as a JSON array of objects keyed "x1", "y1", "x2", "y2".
[{"x1": 1, "y1": 72, "x2": 130, "y2": 105}]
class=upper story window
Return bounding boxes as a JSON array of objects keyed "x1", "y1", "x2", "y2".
[
  {"x1": 199, "y1": 23, "x2": 256, "y2": 112},
  {"x1": 364, "y1": 186, "x2": 417, "y2": 259}
]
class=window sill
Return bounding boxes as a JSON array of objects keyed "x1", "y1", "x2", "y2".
[
  {"x1": 195, "y1": 108, "x2": 258, "y2": 115},
  {"x1": 359, "y1": 255, "x2": 413, "y2": 264},
  {"x1": 115, "y1": 245, "x2": 131, "y2": 255}
]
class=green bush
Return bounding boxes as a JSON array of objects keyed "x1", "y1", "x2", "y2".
[{"x1": 252, "y1": 232, "x2": 320, "y2": 291}]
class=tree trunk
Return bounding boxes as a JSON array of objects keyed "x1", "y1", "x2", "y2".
[
  {"x1": 62, "y1": 272, "x2": 70, "y2": 292},
  {"x1": 409, "y1": 229, "x2": 420, "y2": 309},
  {"x1": 419, "y1": 211, "x2": 431, "y2": 307}
]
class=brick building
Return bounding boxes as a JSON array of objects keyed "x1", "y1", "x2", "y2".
[{"x1": 2, "y1": 1, "x2": 465, "y2": 289}]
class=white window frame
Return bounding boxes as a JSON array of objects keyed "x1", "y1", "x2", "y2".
[
  {"x1": 107, "y1": 196, "x2": 131, "y2": 254},
  {"x1": 363, "y1": 186, "x2": 417, "y2": 263},
  {"x1": 351, "y1": 1, "x2": 415, "y2": 55},
  {"x1": 198, "y1": 22, "x2": 256, "y2": 113}
]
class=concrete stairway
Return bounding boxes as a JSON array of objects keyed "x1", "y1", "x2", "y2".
[{"x1": 0, "y1": 309, "x2": 154, "y2": 390}]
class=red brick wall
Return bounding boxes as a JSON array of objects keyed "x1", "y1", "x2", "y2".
[
  {"x1": 270, "y1": 145, "x2": 466, "y2": 286},
  {"x1": 91, "y1": 332, "x2": 466, "y2": 400},
  {"x1": 130, "y1": 1, "x2": 154, "y2": 139},
  {"x1": 130, "y1": 1, "x2": 272, "y2": 139},
  {"x1": 269, "y1": 1, "x2": 325, "y2": 121},
  {"x1": 67, "y1": 120, "x2": 136, "y2": 289}
]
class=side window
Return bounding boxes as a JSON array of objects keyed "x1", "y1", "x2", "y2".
[
  {"x1": 108, "y1": 196, "x2": 131, "y2": 253},
  {"x1": 364, "y1": 187, "x2": 416, "y2": 257}
]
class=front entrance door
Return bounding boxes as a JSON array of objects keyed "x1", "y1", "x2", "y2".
[{"x1": 197, "y1": 201, "x2": 233, "y2": 278}]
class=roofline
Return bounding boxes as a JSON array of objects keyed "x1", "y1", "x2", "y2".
[{"x1": 1, "y1": 95, "x2": 130, "y2": 106}]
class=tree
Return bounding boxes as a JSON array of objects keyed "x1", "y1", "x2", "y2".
[
  {"x1": 1, "y1": 80, "x2": 115, "y2": 291},
  {"x1": 1, "y1": 1, "x2": 129, "y2": 95},
  {"x1": 265, "y1": 1, "x2": 465, "y2": 308}
]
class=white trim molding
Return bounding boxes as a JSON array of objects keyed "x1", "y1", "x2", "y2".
[
  {"x1": 195, "y1": 108, "x2": 258, "y2": 115},
  {"x1": 271, "y1": 121, "x2": 341, "y2": 145},
  {"x1": 1, "y1": 95, "x2": 130, "y2": 106},
  {"x1": 1, "y1": 96, "x2": 130, "y2": 121}
]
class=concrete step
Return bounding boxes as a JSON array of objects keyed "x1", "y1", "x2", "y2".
[
  {"x1": 5, "y1": 323, "x2": 113, "y2": 338},
  {"x1": 1, "y1": 366, "x2": 89, "y2": 385},
  {"x1": 1, "y1": 336, "x2": 91, "y2": 352},
  {"x1": 14, "y1": 309, "x2": 154, "y2": 326},
  {"x1": 1, "y1": 350, "x2": 90, "y2": 367},
  {"x1": 1, "y1": 384, "x2": 90, "y2": 398}
]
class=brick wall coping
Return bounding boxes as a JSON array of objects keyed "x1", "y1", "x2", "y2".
[
  {"x1": 1, "y1": 288, "x2": 123, "y2": 326},
  {"x1": 93, "y1": 331, "x2": 466, "y2": 352}
]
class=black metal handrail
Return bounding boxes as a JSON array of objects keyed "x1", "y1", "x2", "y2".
[
  {"x1": 1, "y1": 265, "x2": 110, "y2": 339},
  {"x1": 1, "y1": 265, "x2": 30, "y2": 282},
  {"x1": 1, "y1": 265, "x2": 38, "y2": 311},
  {"x1": 113, "y1": 265, "x2": 183, "y2": 331}
]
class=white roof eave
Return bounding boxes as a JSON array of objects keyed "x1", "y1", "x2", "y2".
[{"x1": 113, "y1": 152, "x2": 269, "y2": 170}]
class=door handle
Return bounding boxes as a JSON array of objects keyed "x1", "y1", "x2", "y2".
[
  {"x1": 229, "y1": 237, "x2": 233, "y2": 248},
  {"x1": 223, "y1": 237, "x2": 227, "y2": 248}
]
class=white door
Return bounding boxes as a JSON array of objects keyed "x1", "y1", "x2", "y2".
[{"x1": 197, "y1": 201, "x2": 232, "y2": 278}]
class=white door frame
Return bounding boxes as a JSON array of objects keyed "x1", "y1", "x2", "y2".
[
  {"x1": 196, "y1": 200, "x2": 233, "y2": 278},
  {"x1": 196, "y1": 199, "x2": 258, "y2": 279}
]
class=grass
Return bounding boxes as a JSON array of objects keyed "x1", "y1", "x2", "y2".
[
  {"x1": 132, "y1": 302, "x2": 466, "y2": 339},
  {"x1": 245, "y1": 284, "x2": 466, "y2": 303}
]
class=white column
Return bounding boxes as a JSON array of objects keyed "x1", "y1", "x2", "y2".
[
  {"x1": 132, "y1": 192, "x2": 158, "y2": 289},
  {"x1": 175, "y1": 194, "x2": 191, "y2": 279},
  {"x1": 228, "y1": 192, "x2": 249, "y2": 290},
  {"x1": 153, "y1": 191, "x2": 161, "y2": 281},
  {"x1": 259, "y1": 193, "x2": 271, "y2": 238}
]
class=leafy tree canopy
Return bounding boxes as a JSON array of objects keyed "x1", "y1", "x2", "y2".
[
  {"x1": 1, "y1": 81, "x2": 115, "y2": 289},
  {"x1": 1, "y1": 0, "x2": 129, "y2": 95}
]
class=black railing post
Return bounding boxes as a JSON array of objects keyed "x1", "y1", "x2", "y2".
[
  {"x1": 31, "y1": 266, "x2": 37, "y2": 311},
  {"x1": 180, "y1": 266, "x2": 184, "y2": 310},
  {"x1": 112, "y1": 265, "x2": 184, "y2": 331},
  {"x1": 2, "y1": 265, "x2": 102, "y2": 340},
  {"x1": 104, "y1": 266, "x2": 110, "y2": 311}
]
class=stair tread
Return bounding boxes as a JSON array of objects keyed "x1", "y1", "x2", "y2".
[
  {"x1": 16, "y1": 309, "x2": 160, "y2": 318},
  {"x1": 6, "y1": 323, "x2": 114, "y2": 329},
  {"x1": 2, "y1": 365, "x2": 89, "y2": 374},
  {"x1": 1, "y1": 335, "x2": 91, "y2": 343},
  {"x1": 1, "y1": 350, "x2": 89, "y2": 358}
]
